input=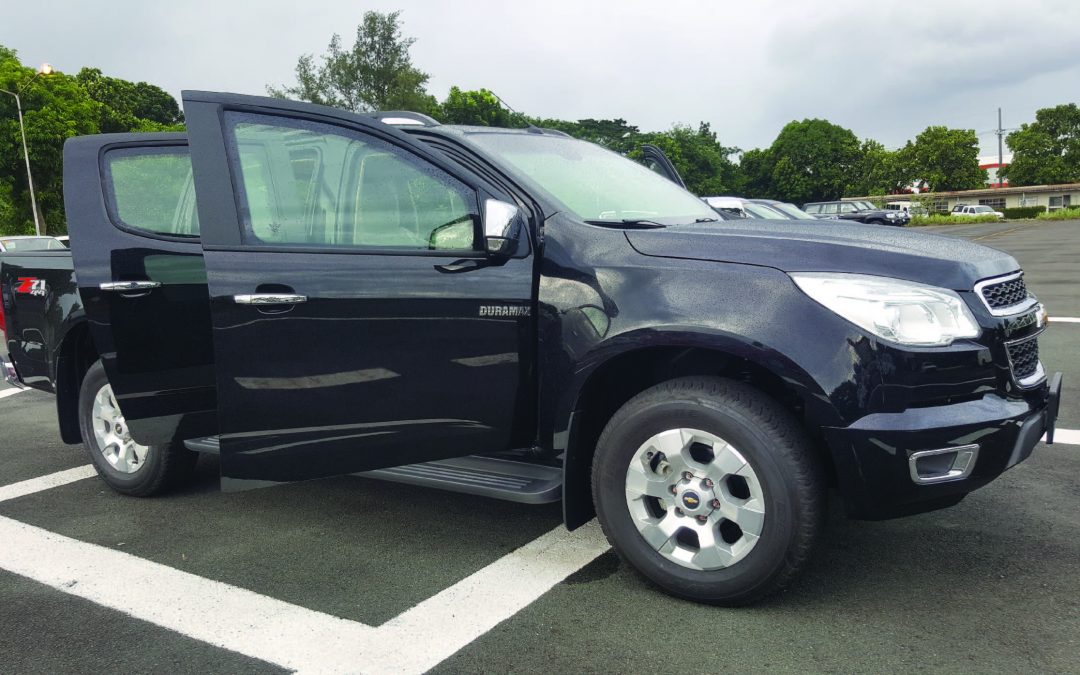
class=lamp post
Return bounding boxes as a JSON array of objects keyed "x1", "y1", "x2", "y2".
[{"x1": 1, "y1": 63, "x2": 53, "y2": 236}]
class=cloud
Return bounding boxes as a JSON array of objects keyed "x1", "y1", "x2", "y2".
[{"x1": 3, "y1": 0, "x2": 1077, "y2": 154}]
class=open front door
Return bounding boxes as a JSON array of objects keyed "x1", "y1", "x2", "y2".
[
  {"x1": 182, "y1": 91, "x2": 535, "y2": 486},
  {"x1": 64, "y1": 133, "x2": 216, "y2": 445},
  {"x1": 640, "y1": 144, "x2": 686, "y2": 189}
]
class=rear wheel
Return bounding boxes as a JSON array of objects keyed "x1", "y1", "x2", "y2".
[
  {"x1": 78, "y1": 360, "x2": 197, "y2": 496},
  {"x1": 591, "y1": 376, "x2": 824, "y2": 605}
]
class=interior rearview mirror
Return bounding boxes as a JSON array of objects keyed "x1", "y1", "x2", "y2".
[{"x1": 483, "y1": 199, "x2": 522, "y2": 256}]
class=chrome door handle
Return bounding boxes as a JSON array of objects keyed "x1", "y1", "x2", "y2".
[
  {"x1": 233, "y1": 294, "x2": 307, "y2": 305},
  {"x1": 100, "y1": 281, "x2": 161, "y2": 291}
]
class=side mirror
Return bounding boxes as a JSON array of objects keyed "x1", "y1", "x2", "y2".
[{"x1": 483, "y1": 199, "x2": 523, "y2": 257}]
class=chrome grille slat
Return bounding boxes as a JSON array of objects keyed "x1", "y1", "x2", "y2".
[{"x1": 974, "y1": 272, "x2": 1036, "y2": 316}]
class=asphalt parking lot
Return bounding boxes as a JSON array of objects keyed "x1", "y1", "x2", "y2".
[{"x1": 1, "y1": 219, "x2": 1078, "y2": 674}]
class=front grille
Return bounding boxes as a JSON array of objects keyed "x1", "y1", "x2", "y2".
[
  {"x1": 980, "y1": 275, "x2": 1029, "y2": 310},
  {"x1": 1006, "y1": 338, "x2": 1040, "y2": 381}
]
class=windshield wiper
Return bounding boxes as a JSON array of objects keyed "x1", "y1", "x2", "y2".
[{"x1": 585, "y1": 219, "x2": 667, "y2": 229}]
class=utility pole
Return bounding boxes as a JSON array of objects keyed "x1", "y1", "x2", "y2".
[{"x1": 995, "y1": 107, "x2": 1005, "y2": 188}]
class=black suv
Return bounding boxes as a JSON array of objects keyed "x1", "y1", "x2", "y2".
[{"x1": 803, "y1": 200, "x2": 907, "y2": 226}]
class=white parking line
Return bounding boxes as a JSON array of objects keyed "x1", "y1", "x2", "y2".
[
  {"x1": 367, "y1": 521, "x2": 610, "y2": 675},
  {"x1": 0, "y1": 465, "x2": 98, "y2": 503},
  {"x1": 0, "y1": 387, "x2": 29, "y2": 400},
  {"x1": 1045, "y1": 428, "x2": 1080, "y2": 446},
  {"x1": 1052, "y1": 317, "x2": 1080, "y2": 324},
  {"x1": 0, "y1": 466, "x2": 610, "y2": 673}
]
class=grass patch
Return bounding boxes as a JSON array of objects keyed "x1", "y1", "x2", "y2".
[
  {"x1": 908, "y1": 214, "x2": 1000, "y2": 226},
  {"x1": 1035, "y1": 207, "x2": 1080, "y2": 221}
]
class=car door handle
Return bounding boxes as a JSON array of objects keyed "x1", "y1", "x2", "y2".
[
  {"x1": 233, "y1": 294, "x2": 307, "y2": 305},
  {"x1": 99, "y1": 281, "x2": 161, "y2": 292}
]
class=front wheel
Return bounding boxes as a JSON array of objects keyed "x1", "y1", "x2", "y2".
[
  {"x1": 78, "y1": 360, "x2": 197, "y2": 496},
  {"x1": 591, "y1": 377, "x2": 824, "y2": 605}
]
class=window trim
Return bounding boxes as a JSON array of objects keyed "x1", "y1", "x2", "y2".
[
  {"x1": 222, "y1": 111, "x2": 484, "y2": 254},
  {"x1": 98, "y1": 141, "x2": 202, "y2": 244}
]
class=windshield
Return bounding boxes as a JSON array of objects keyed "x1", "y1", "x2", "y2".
[
  {"x1": 467, "y1": 133, "x2": 717, "y2": 224},
  {"x1": 0, "y1": 237, "x2": 66, "y2": 251},
  {"x1": 743, "y1": 202, "x2": 786, "y2": 219},
  {"x1": 771, "y1": 202, "x2": 815, "y2": 219}
]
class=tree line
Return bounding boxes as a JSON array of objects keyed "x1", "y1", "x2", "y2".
[
  {"x1": 0, "y1": 44, "x2": 182, "y2": 235},
  {"x1": 2, "y1": 11, "x2": 1079, "y2": 235}
]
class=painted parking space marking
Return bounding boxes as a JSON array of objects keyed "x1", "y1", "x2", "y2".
[
  {"x1": 1052, "y1": 317, "x2": 1080, "y2": 324},
  {"x1": 365, "y1": 521, "x2": 610, "y2": 675},
  {"x1": 1045, "y1": 428, "x2": 1080, "y2": 446},
  {"x1": 0, "y1": 464, "x2": 97, "y2": 503},
  {"x1": 0, "y1": 387, "x2": 29, "y2": 400},
  {"x1": 0, "y1": 465, "x2": 610, "y2": 673}
]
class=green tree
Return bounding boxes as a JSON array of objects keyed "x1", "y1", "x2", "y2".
[
  {"x1": 437, "y1": 87, "x2": 519, "y2": 126},
  {"x1": 846, "y1": 139, "x2": 915, "y2": 196},
  {"x1": 1002, "y1": 103, "x2": 1080, "y2": 186},
  {"x1": 1, "y1": 44, "x2": 183, "y2": 235},
  {"x1": 75, "y1": 67, "x2": 183, "y2": 132},
  {"x1": 268, "y1": 11, "x2": 437, "y2": 115},
  {"x1": 760, "y1": 119, "x2": 862, "y2": 203},
  {"x1": 908, "y1": 125, "x2": 985, "y2": 192}
]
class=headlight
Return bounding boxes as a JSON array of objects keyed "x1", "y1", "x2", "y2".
[{"x1": 791, "y1": 273, "x2": 981, "y2": 346}]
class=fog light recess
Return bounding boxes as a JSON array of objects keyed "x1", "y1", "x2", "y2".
[{"x1": 908, "y1": 444, "x2": 979, "y2": 485}]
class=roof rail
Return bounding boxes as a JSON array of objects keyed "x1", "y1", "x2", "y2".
[{"x1": 373, "y1": 111, "x2": 440, "y2": 127}]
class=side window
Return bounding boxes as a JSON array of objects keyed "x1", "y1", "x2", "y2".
[
  {"x1": 804, "y1": 204, "x2": 820, "y2": 214},
  {"x1": 225, "y1": 112, "x2": 478, "y2": 251},
  {"x1": 839, "y1": 203, "x2": 856, "y2": 213},
  {"x1": 103, "y1": 147, "x2": 199, "y2": 238},
  {"x1": 822, "y1": 203, "x2": 839, "y2": 214}
]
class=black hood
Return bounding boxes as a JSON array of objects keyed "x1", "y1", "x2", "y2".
[{"x1": 626, "y1": 219, "x2": 1018, "y2": 291}]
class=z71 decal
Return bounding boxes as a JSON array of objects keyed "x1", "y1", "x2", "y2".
[{"x1": 15, "y1": 277, "x2": 47, "y2": 297}]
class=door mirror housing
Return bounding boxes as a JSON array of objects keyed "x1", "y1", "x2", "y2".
[{"x1": 483, "y1": 199, "x2": 523, "y2": 256}]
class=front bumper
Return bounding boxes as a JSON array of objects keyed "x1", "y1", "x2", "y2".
[{"x1": 823, "y1": 373, "x2": 1062, "y2": 519}]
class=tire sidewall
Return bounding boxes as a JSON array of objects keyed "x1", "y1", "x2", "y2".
[
  {"x1": 78, "y1": 361, "x2": 164, "y2": 491},
  {"x1": 594, "y1": 392, "x2": 803, "y2": 602}
]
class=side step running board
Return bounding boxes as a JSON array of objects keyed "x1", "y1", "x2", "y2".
[
  {"x1": 182, "y1": 437, "x2": 561, "y2": 504},
  {"x1": 184, "y1": 437, "x2": 221, "y2": 454},
  {"x1": 361, "y1": 456, "x2": 562, "y2": 504}
]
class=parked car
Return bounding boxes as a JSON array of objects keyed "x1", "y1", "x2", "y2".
[
  {"x1": 1, "y1": 91, "x2": 1061, "y2": 606},
  {"x1": 702, "y1": 196, "x2": 787, "y2": 220},
  {"x1": 803, "y1": 200, "x2": 906, "y2": 226},
  {"x1": 952, "y1": 204, "x2": 1005, "y2": 220},
  {"x1": 55, "y1": 235, "x2": 70, "y2": 248},
  {"x1": 0, "y1": 236, "x2": 67, "y2": 253},
  {"x1": 747, "y1": 199, "x2": 818, "y2": 220}
]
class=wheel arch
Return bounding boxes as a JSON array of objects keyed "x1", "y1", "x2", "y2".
[{"x1": 560, "y1": 335, "x2": 839, "y2": 529}]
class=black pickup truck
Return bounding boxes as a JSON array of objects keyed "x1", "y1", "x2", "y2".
[{"x1": 0, "y1": 92, "x2": 1062, "y2": 605}]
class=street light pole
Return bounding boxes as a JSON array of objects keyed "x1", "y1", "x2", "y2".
[
  {"x1": 0, "y1": 90, "x2": 42, "y2": 235},
  {"x1": 1, "y1": 63, "x2": 53, "y2": 236}
]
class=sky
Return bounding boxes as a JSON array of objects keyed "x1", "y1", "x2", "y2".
[{"x1": 4, "y1": 0, "x2": 1080, "y2": 156}]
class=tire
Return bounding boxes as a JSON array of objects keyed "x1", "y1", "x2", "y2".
[
  {"x1": 77, "y1": 360, "x2": 198, "y2": 496},
  {"x1": 591, "y1": 376, "x2": 824, "y2": 605}
]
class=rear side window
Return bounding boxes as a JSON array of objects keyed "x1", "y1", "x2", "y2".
[{"x1": 104, "y1": 147, "x2": 199, "y2": 238}]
